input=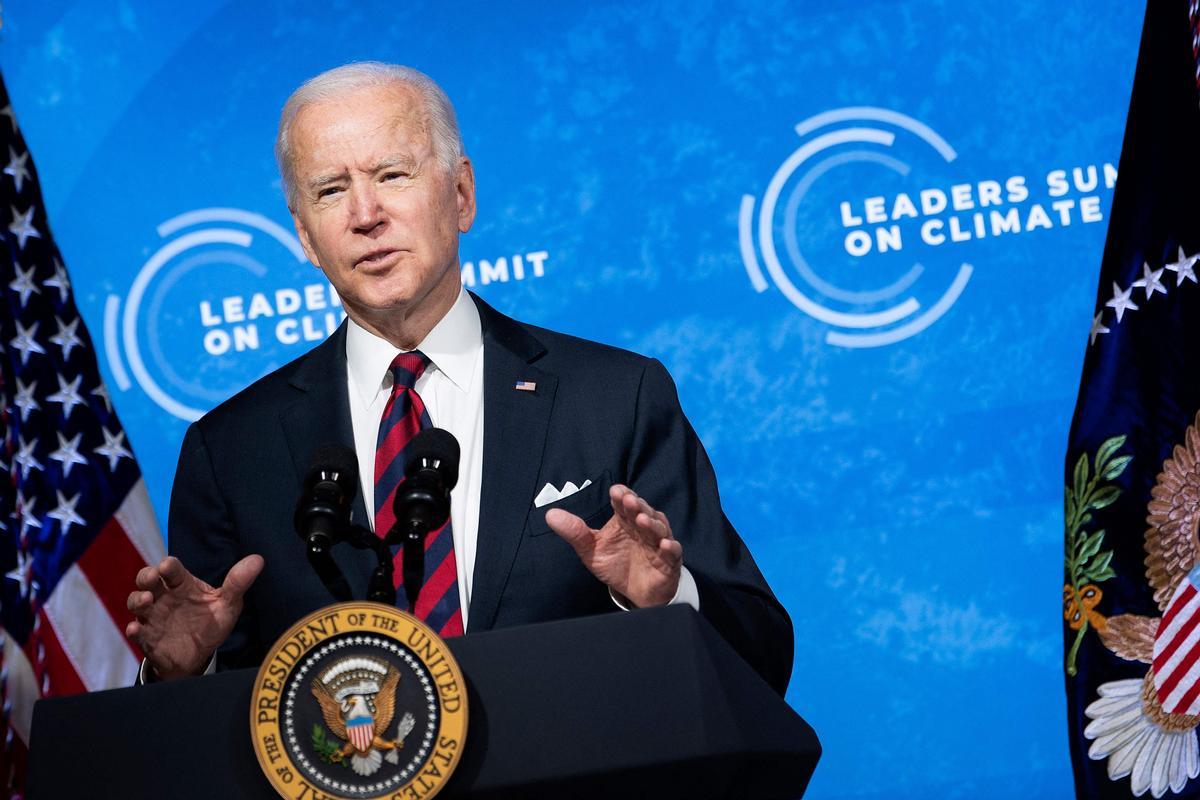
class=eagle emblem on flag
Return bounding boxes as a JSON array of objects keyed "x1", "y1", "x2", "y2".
[
  {"x1": 310, "y1": 656, "x2": 416, "y2": 777},
  {"x1": 1077, "y1": 413, "x2": 1200, "y2": 798}
]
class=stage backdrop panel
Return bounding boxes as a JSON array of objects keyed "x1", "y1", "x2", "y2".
[{"x1": 0, "y1": 2, "x2": 1143, "y2": 798}]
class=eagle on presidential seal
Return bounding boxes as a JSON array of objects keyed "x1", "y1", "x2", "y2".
[
  {"x1": 1072, "y1": 414, "x2": 1200, "y2": 798},
  {"x1": 311, "y1": 656, "x2": 417, "y2": 777}
]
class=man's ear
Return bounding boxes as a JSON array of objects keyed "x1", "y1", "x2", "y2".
[
  {"x1": 291, "y1": 210, "x2": 321, "y2": 268},
  {"x1": 456, "y1": 157, "x2": 477, "y2": 234}
]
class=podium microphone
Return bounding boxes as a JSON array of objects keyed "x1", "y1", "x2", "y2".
[
  {"x1": 388, "y1": 428, "x2": 459, "y2": 611},
  {"x1": 294, "y1": 443, "x2": 359, "y2": 558}
]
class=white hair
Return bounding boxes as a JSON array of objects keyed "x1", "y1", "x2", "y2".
[{"x1": 275, "y1": 62, "x2": 464, "y2": 207}]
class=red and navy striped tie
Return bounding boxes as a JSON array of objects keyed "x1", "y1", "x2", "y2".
[{"x1": 374, "y1": 351, "x2": 464, "y2": 637}]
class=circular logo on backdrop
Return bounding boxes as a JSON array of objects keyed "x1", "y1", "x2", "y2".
[
  {"x1": 251, "y1": 603, "x2": 468, "y2": 800},
  {"x1": 104, "y1": 208, "x2": 345, "y2": 421},
  {"x1": 739, "y1": 107, "x2": 974, "y2": 349},
  {"x1": 105, "y1": 209, "x2": 555, "y2": 421}
]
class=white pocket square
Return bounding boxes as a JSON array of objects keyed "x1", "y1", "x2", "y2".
[{"x1": 534, "y1": 479, "x2": 593, "y2": 508}]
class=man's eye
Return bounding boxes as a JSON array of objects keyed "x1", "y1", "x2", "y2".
[
  {"x1": 382, "y1": 171, "x2": 408, "y2": 181},
  {"x1": 317, "y1": 186, "x2": 342, "y2": 199}
]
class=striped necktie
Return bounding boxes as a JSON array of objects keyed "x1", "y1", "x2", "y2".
[{"x1": 373, "y1": 351, "x2": 464, "y2": 637}]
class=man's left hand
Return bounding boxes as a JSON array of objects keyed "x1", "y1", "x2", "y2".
[{"x1": 545, "y1": 484, "x2": 682, "y2": 607}]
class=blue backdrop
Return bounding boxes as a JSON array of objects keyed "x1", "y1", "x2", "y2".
[{"x1": 0, "y1": 2, "x2": 1146, "y2": 797}]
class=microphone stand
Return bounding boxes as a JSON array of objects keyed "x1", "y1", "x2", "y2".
[
  {"x1": 341, "y1": 523, "x2": 397, "y2": 606},
  {"x1": 338, "y1": 518, "x2": 433, "y2": 611},
  {"x1": 400, "y1": 517, "x2": 429, "y2": 612}
]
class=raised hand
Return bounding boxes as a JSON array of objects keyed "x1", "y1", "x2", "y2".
[
  {"x1": 125, "y1": 554, "x2": 264, "y2": 681},
  {"x1": 546, "y1": 484, "x2": 682, "y2": 608}
]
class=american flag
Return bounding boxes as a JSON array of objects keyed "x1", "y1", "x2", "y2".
[{"x1": 0, "y1": 73, "x2": 163, "y2": 794}]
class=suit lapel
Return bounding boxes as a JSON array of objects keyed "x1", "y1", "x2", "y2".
[
  {"x1": 279, "y1": 323, "x2": 374, "y2": 585},
  {"x1": 467, "y1": 293, "x2": 557, "y2": 631}
]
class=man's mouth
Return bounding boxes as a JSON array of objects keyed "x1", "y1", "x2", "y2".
[{"x1": 355, "y1": 248, "x2": 402, "y2": 268}]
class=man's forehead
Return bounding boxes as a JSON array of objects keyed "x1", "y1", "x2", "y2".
[{"x1": 292, "y1": 83, "x2": 431, "y2": 157}]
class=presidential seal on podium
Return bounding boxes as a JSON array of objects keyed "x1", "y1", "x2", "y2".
[{"x1": 251, "y1": 602, "x2": 468, "y2": 800}]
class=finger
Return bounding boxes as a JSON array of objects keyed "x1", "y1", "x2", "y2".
[
  {"x1": 640, "y1": 503, "x2": 672, "y2": 535},
  {"x1": 641, "y1": 503, "x2": 669, "y2": 533},
  {"x1": 624, "y1": 489, "x2": 660, "y2": 528},
  {"x1": 544, "y1": 509, "x2": 593, "y2": 553},
  {"x1": 158, "y1": 557, "x2": 189, "y2": 590},
  {"x1": 635, "y1": 511, "x2": 670, "y2": 542},
  {"x1": 622, "y1": 489, "x2": 670, "y2": 536},
  {"x1": 222, "y1": 554, "x2": 265, "y2": 600},
  {"x1": 134, "y1": 564, "x2": 164, "y2": 595},
  {"x1": 631, "y1": 495, "x2": 660, "y2": 529},
  {"x1": 609, "y1": 483, "x2": 630, "y2": 512},
  {"x1": 610, "y1": 485, "x2": 641, "y2": 525},
  {"x1": 125, "y1": 620, "x2": 141, "y2": 640},
  {"x1": 127, "y1": 590, "x2": 155, "y2": 615},
  {"x1": 658, "y1": 537, "x2": 683, "y2": 566}
]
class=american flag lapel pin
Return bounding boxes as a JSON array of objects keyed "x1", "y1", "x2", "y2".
[{"x1": 514, "y1": 379, "x2": 537, "y2": 392}]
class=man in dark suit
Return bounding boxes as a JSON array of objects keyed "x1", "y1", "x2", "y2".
[{"x1": 125, "y1": 63, "x2": 792, "y2": 695}]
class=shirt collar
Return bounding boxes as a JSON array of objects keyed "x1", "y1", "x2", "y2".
[{"x1": 345, "y1": 287, "x2": 482, "y2": 408}]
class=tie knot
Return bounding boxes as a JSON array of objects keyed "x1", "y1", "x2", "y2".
[{"x1": 389, "y1": 350, "x2": 430, "y2": 390}]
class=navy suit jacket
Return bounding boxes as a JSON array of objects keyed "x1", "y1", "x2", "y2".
[{"x1": 170, "y1": 293, "x2": 793, "y2": 694}]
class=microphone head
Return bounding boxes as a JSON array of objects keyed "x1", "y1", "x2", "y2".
[
  {"x1": 406, "y1": 428, "x2": 460, "y2": 489},
  {"x1": 295, "y1": 443, "x2": 358, "y2": 548},
  {"x1": 306, "y1": 443, "x2": 358, "y2": 494}
]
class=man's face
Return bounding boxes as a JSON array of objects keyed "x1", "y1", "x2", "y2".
[{"x1": 287, "y1": 83, "x2": 475, "y2": 330}]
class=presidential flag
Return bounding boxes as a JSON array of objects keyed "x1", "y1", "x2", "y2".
[
  {"x1": 0, "y1": 73, "x2": 164, "y2": 795},
  {"x1": 1065, "y1": 2, "x2": 1200, "y2": 798}
]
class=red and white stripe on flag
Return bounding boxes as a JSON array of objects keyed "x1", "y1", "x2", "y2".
[
  {"x1": 6, "y1": 482, "x2": 163, "y2": 733},
  {"x1": 0, "y1": 481, "x2": 163, "y2": 798},
  {"x1": 1153, "y1": 567, "x2": 1200, "y2": 714}
]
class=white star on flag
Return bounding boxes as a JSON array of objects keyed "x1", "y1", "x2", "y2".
[
  {"x1": 8, "y1": 262, "x2": 38, "y2": 307},
  {"x1": 94, "y1": 427, "x2": 132, "y2": 471},
  {"x1": 8, "y1": 204, "x2": 39, "y2": 249},
  {"x1": 13, "y1": 436, "x2": 42, "y2": 480},
  {"x1": 91, "y1": 383, "x2": 111, "y2": 413},
  {"x1": 6, "y1": 549, "x2": 33, "y2": 599},
  {"x1": 1090, "y1": 312, "x2": 1110, "y2": 345},
  {"x1": 1132, "y1": 261, "x2": 1168, "y2": 299},
  {"x1": 1, "y1": 105, "x2": 18, "y2": 132},
  {"x1": 10, "y1": 319, "x2": 45, "y2": 364},
  {"x1": 49, "y1": 431, "x2": 89, "y2": 478},
  {"x1": 1106, "y1": 281, "x2": 1140, "y2": 322},
  {"x1": 4, "y1": 146, "x2": 29, "y2": 194},
  {"x1": 47, "y1": 491, "x2": 85, "y2": 538},
  {"x1": 44, "y1": 257, "x2": 70, "y2": 302},
  {"x1": 46, "y1": 373, "x2": 86, "y2": 419},
  {"x1": 49, "y1": 316, "x2": 83, "y2": 360},
  {"x1": 1165, "y1": 246, "x2": 1199, "y2": 285},
  {"x1": 15, "y1": 491, "x2": 40, "y2": 542},
  {"x1": 13, "y1": 377, "x2": 38, "y2": 421}
]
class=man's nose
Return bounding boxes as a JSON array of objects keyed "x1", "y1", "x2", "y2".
[{"x1": 347, "y1": 182, "x2": 385, "y2": 234}]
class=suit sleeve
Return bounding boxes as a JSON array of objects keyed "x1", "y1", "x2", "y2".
[
  {"x1": 167, "y1": 421, "x2": 263, "y2": 670},
  {"x1": 626, "y1": 358, "x2": 794, "y2": 695}
]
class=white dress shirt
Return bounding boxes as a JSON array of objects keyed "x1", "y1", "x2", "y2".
[{"x1": 345, "y1": 287, "x2": 484, "y2": 625}]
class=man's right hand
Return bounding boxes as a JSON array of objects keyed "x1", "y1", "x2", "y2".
[{"x1": 125, "y1": 554, "x2": 264, "y2": 681}]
